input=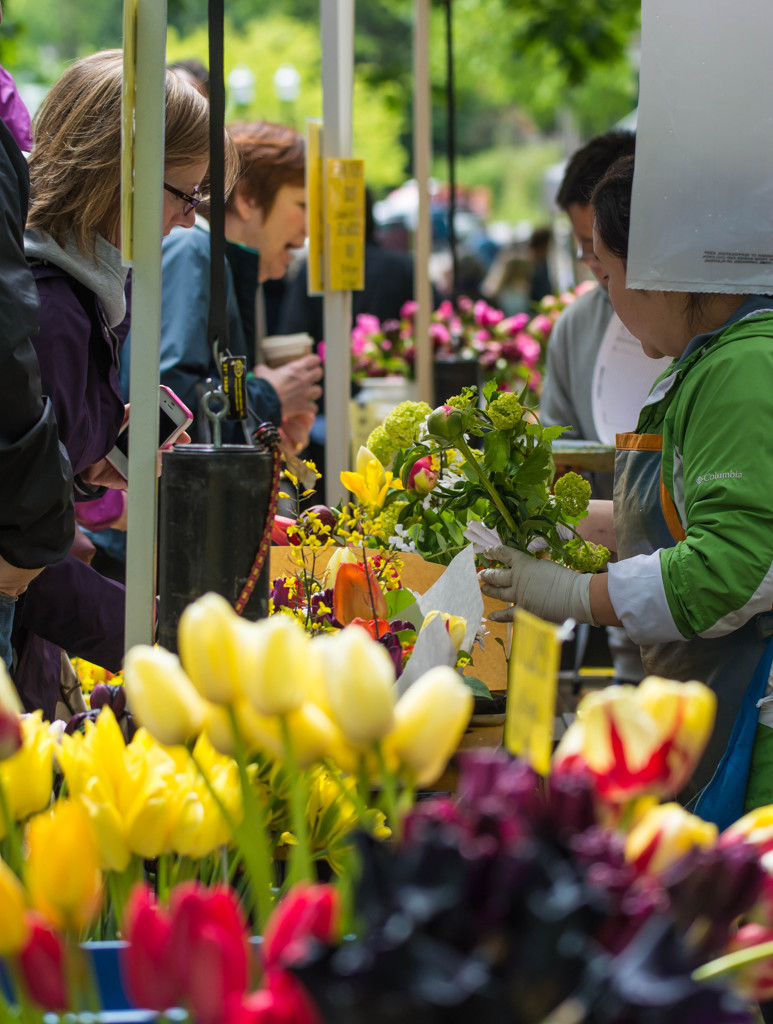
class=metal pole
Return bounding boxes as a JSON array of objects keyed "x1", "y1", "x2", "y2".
[
  {"x1": 321, "y1": 0, "x2": 354, "y2": 506},
  {"x1": 413, "y1": 0, "x2": 433, "y2": 407},
  {"x1": 444, "y1": 0, "x2": 458, "y2": 301},
  {"x1": 124, "y1": 0, "x2": 167, "y2": 651}
]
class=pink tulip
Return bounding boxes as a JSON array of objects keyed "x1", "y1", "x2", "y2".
[
  {"x1": 407, "y1": 456, "x2": 438, "y2": 495},
  {"x1": 121, "y1": 885, "x2": 179, "y2": 1013}
]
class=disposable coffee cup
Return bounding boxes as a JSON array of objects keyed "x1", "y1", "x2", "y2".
[{"x1": 261, "y1": 333, "x2": 313, "y2": 368}]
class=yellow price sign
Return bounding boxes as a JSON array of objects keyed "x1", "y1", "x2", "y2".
[
  {"x1": 325, "y1": 158, "x2": 364, "y2": 291},
  {"x1": 504, "y1": 608, "x2": 563, "y2": 775}
]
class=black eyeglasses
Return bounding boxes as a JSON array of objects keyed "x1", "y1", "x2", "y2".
[{"x1": 164, "y1": 182, "x2": 203, "y2": 216}]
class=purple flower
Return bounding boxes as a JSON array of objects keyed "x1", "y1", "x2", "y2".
[{"x1": 376, "y1": 630, "x2": 404, "y2": 677}]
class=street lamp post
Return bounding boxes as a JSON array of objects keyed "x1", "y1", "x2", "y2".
[{"x1": 273, "y1": 63, "x2": 301, "y2": 127}]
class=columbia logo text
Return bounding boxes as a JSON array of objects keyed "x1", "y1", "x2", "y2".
[{"x1": 695, "y1": 471, "x2": 743, "y2": 485}]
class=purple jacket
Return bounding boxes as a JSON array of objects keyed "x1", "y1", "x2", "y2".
[{"x1": 12, "y1": 265, "x2": 131, "y2": 717}]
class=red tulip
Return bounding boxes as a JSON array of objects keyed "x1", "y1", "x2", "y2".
[
  {"x1": 349, "y1": 616, "x2": 392, "y2": 639},
  {"x1": 168, "y1": 883, "x2": 250, "y2": 1024},
  {"x1": 262, "y1": 883, "x2": 339, "y2": 972},
  {"x1": 18, "y1": 913, "x2": 68, "y2": 1011},
  {"x1": 271, "y1": 516, "x2": 299, "y2": 546},
  {"x1": 121, "y1": 884, "x2": 179, "y2": 1013},
  {"x1": 332, "y1": 561, "x2": 387, "y2": 625}
]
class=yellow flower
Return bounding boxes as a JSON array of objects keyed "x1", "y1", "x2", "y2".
[
  {"x1": 26, "y1": 800, "x2": 102, "y2": 930},
  {"x1": 386, "y1": 666, "x2": 473, "y2": 785},
  {"x1": 123, "y1": 644, "x2": 207, "y2": 746},
  {"x1": 317, "y1": 626, "x2": 396, "y2": 746},
  {"x1": 0, "y1": 713, "x2": 55, "y2": 836},
  {"x1": 0, "y1": 855, "x2": 29, "y2": 955},
  {"x1": 178, "y1": 592, "x2": 248, "y2": 704},
  {"x1": 0, "y1": 660, "x2": 22, "y2": 715},
  {"x1": 241, "y1": 615, "x2": 311, "y2": 716},
  {"x1": 340, "y1": 446, "x2": 403, "y2": 510},
  {"x1": 421, "y1": 611, "x2": 468, "y2": 652},
  {"x1": 625, "y1": 802, "x2": 718, "y2": 874}
]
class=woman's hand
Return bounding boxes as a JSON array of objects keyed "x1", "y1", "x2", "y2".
[
  {"x1": 80, "y1": 458, "x2": 129, "y2": 490},
  {"x1": 576, "y1": 499, "x2": 617, "y2": 551}
]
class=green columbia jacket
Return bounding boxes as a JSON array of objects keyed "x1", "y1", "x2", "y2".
[{"x1": 607, "y1": 296, "x2": 773, "y2": 644}]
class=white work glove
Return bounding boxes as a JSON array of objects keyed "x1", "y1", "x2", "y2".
[{"x1": 479, "y1": 544, "x2": 597, "y2": 625}]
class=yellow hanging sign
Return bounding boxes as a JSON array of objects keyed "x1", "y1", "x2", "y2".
[
  {"x1": 306, "y1": 118, "x2": 324, "y2": 295},
  {"x1": 504, "y1": 608, "x2": 562, "y2": 775},
  {"x1": 326, "y1": 158, "x2": 365, "y2": 291}
]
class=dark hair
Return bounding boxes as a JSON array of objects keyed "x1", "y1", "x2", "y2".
[
  {"x1": 169, "y1": 59, "x2": 210, "y2": 99},
  {"x1": 226, "y1": 121, "x2": 304, "y2": 217},
  {"x1": 590, "y1": 154, "x2": 634, "y2": 261},
  {"x1": 556, "y1": 130, "x2": 636, "y2": 210}
]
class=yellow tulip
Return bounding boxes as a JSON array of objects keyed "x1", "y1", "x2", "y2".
[
  {"x1": 0, "y1": 659, "x2": 22, "y2": 715},
  {"x1": 625, "y1": 802, "x2": 718, "y2": 874},
  {"x1": 0, "y1": 713, "x2": 55, "y2": 835},
  {"x1": 0, "y1": 855, "x2": 29, "y2": 955},
  {"x1": 317, "y1": 626, "x2": 396, "y2": 746},
  {"x1": 26, "y1": 801, "x2": 102, "y2": 930},
  {"x1": 178, "y1": 592, "x2": 247, "y2": 704},
  {"x1": 168, "y1": 787, "x2": 221, "y2": 859},
  {"x1": 123, "y1": 644, "x2": 207, "y2": 746},
  {"x1": 241, "y1": 615, "x2": 310, "y2": 716},
  {"x1": 421, "y1": 611, "x2": 468, "y2": 652},
  {"x1": 78, "y1": 777, "x2": 132, "y2": 873},
  {"x1": 321, "y1": 546, "x2": 359, "y2": 591},
  {"x1": 386, "y1": 666, "x2": 473, "y2": 785},
  {"x1": 720, "y1": 804, "x2": 773, "y2": 852}
]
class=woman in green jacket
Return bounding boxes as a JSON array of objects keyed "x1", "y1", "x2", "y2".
[{"x1": 480, "y1": 155, "x2": 773, "y2": 824}]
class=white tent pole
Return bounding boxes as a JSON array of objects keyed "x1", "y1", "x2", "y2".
[
  {"x1": 321, "y1": 0, "x2": 354, "y2": 506},
  {"x1": 124, "y1": 0, "x2": 167, "y2": 651},
  {"x1": 413, "y1": 0, "x2": 433, "y2": 407}
]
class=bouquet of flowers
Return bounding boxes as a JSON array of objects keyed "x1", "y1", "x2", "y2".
[{"x1": 351, "y1": 286, "x2": 594, "y2": 396}]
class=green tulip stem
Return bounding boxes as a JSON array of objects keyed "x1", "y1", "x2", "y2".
[
  {"x1": 693, "y1": 938, "x2": 773, "y2": 983},
  {"x1": 454, "y1": 435, "x2": 519, "y2": 536},
  {"x1": 279, "y1": 715, "x2": 314, "y2": 885},
  {"x1": 375, "y1": 744, "x2": 401, "y2": 842},
  {"x1": 0, "y1": 774, "x2": 21, "y2": 877},
  {"x1": 191, "y1": 719, "x2": 274, "y2": 932}
]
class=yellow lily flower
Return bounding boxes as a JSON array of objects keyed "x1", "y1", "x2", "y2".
[
  {"x1": 386, "y1": 666, "x2": 473, "y2": 785},
  {"x1": 26, "y1": 800, "x2": 102, "y2": 931},
  {"x1": 123, "y1": 644, "x2": 207, "y2": 746},
  {"x1": 178, "y1": 592, "x2": 247, "y2": 704},
  {"x1": 0, "y1": 855, "x2": 29, "y2": 955},
  {"x1": 340, "y1": 446, "x2": 403, "y2": 510}
]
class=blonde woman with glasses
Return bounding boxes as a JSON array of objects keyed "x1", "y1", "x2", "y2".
[{"x1": 11, "y1": 49, "x2": 238, "y2": 719}]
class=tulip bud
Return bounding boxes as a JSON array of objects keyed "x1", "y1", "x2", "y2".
[
  {"x1": 316, "y1": 626, "x2": 396, "y2": 746},
  {"x1": 0, "y1": 854, "x2": 30, "y2": 954},
  {"x1": 406, "y1": 456, "x2": 438, "y2": 495},
  {"x1": 240, "y1": 615, "x2": 311, "y2": 717},
  {"x1": 124, "y1": 645, "x2": 207, "y2": 747},
  {"x1": 0, "y1": 659, "x2": 23, "y2": 716},
  {"x1": 332, "y1": 561, "x2": 388, "y2": 625},
  {"x1": 426, "y1": 404, "x2": 465, "y2": 441},
  {"x1": 386, "y1": 666, "x2": 473, "y2": 785},
  {"x1": 0, "y1": 706, "x2": 22, "y2": 760},
  {"x1": 18, "y1": 914, "x2": 68, "y2": 1011},
  {"x1": 420, "y1": 610, "x2": 467, "y2": 652},
  {"x1": 178, "y1": 592, "x2": 249, "y2": 704},
  {"x1": 625, "y1": 802, "x2": 717, "y2": 875},
  {"x1": 321, "y1": 546, "x2": 359, "y2": 591}
]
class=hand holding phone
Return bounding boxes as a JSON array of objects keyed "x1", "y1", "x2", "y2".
[{"x1": 105, "y1": 385, "x2": 193, "y2": 482}]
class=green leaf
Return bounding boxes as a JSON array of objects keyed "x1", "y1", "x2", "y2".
[
  {"x1": 483, "y1": 378, "x2": 499, "y2": 402},
  {"x1": 515, "y1": 447, "x2": 553, "y2": 486},
  {"x1": 542, "y1": 424, "x2": 567, "y2": 443},
  {"x1": 385, "y1": 588, "x2": 419, "y2": 619},
  {"x1": 483, "y1": 430, "x2": 509, "y2": 473},
  {"x1": 462, "y1": 675, "x2": 494, "y2": 700}
]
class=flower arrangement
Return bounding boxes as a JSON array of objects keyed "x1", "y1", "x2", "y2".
[
  {"x1": 4, "y1": 629, "x2": 773, "y2": 1021},
  {"x1": 351, "y1": 287, "x2": 594, "y2": 396}
]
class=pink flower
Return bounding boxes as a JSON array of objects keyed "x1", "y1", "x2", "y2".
[
  {"x1": 528, "y1": 314, "x2": 554, "y2": 341},
  {"x1": 575, "y1": 280, "x2": 597, "y2": 296},
  {"x1": 407, "y1": 456, "x2": 438, "y2": 495},
  {"x1": 473, "y1": 300, "x2": 505, "y2": 328},
  {"x1": 317, "y1": 341, "x2": 325, "y2": 362},
  {"x1": 473, "y1": 329, "x2": 491, "y2": 346},
  {"x1": 351, "y1": 327, "x2": 369, "y2": 356},
  {"x1": 429, "y1": 323, "x2": 451, "y2": 347},
  {"x1": 559, "y1": 291, "x2": 576, "y2": 306},
  {"x1": 499, "y1": 313, "x2": 530, "y2": 336},
  {"x1": 457, "y1": 295, "x2": 474, "y2": 314},
  {"x1": 515, "y1": 332, "x2": 541, "y2": 369},
  {"x1": 436, "y1": 300, "x2": 454, "y2": 320},
  {"x1": 355, "y1": 313, "x2": 381, "y2": 335},
  {"x1": 400, "y1": 300, "x2": 418, "y2": 321}
]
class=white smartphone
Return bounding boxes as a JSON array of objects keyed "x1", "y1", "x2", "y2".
[{"x1": 105, "y1": 385, "x2": 193, "y2": 482}]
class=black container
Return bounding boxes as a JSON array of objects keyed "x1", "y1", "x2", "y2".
[
  {"x1": 158, "y1": 444, "x2": 273, "y2": 652},
  {"x1": 433, "y1": 355, "x2": 482, "y2": 406}
]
